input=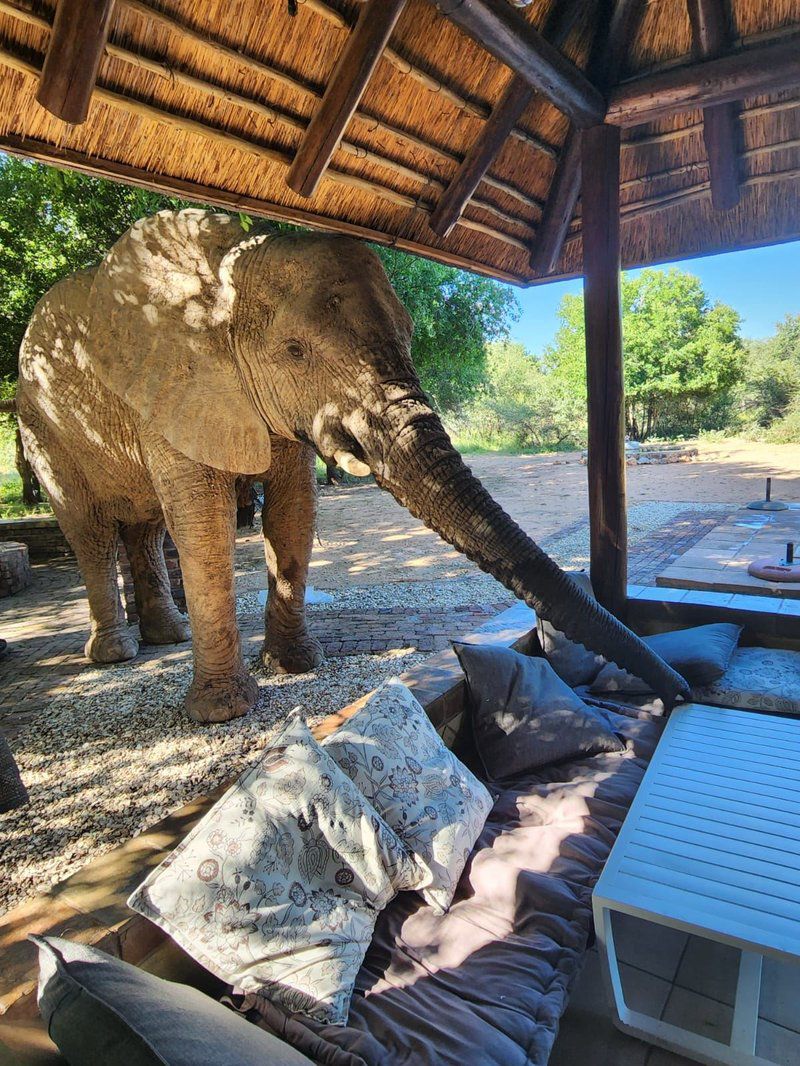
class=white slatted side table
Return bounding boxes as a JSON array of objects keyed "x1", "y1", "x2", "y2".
[{"x1": 593, "y1": 702, "x2": 800, "y2": 1066}]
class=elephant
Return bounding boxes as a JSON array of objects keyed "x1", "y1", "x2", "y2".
[{"x1": 16, "y1": 209, "x2": 689, "y2": 723}]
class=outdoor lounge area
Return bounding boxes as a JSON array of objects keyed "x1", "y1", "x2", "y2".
[{"x1": 2, "y1": 0, "x2": 800, "y2": 1063}]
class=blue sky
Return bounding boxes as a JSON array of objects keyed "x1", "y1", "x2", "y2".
[{"x1": 510, "y1": 239, "x2": 800, "y2": 355}]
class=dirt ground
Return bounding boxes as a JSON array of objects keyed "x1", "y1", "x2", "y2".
[{"x1": 236, "y1": 439, "x2": 800, "y2": 589}]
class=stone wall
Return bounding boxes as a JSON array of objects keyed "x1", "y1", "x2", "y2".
[
  {"x1": 117, "y1": 534, "x2": 186, "y2": 625},
  {"x1": 0, "y1": 541, "x2": 32, "y2": 598},
  {"x1": 0, "y1": 516, "x2": 73, "y2": 560}
]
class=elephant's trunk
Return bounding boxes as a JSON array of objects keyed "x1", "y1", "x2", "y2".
[{"x1": 360, "y1": 399, "x2": 690, "y2": 708}]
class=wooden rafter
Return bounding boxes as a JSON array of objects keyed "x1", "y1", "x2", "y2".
[
  {"x1": 530, "y1": 0, "x2": 647, "y2": 277},
  {"x1": 429, "y1": 76, "x2": 533, "y2": 238},
  {"x1": 687, "y1": 0, "x2": 740, "y2": 211},
  {"x1": 0, "y1": 0, "x2": 538, "y2": 238},
  {"x1": 429, "y1": 0, "x2": 587, "y2": 239},
  {"x1": 606, "y1": 38, "x2": 800, "y2": 127},
  {"x1": 433, "y1": 0, "x2": 605, "y2": 128},
  {"x1": 287, "y1": 0, "x2": 408, "y2": 198},
  {"x1": 36, "y1": 0, "x2": 116, "y2": 123}
]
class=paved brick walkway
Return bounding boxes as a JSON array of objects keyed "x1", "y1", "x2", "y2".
[
  {"x1": 627, "y1": 507, "x2": 733, "y2": 585},
  {"x1": 0, "y1": 505, "x2": 729, "y2": 740}
]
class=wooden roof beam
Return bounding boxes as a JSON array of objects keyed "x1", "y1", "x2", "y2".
[
  {"x1": 530, "y1": 0, "x2": 647, "y2": 277},
  {"x1": 36, "y1": 0, "x2": 116, "y2": 123},
  {"x1": 429, "y1": 76, "x2": 533, "y2": 237},
  {"x1": 287, "y1": 0, "x2": 408, "y2": 198},
  {"x1": 606, "y1": 38, "x2": 800, "y2": 127},
  {"x1": 429, "y1": 0, "x2": 587, "y2": 238},
  {"x1": 432, "y1": 0, "x2": 605, "y2": 128},
  {"x1": 687, "y1": 0, "x2": 740, "y2": 211}
]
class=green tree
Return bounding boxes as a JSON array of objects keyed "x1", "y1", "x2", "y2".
[
  {"x1": 376, "y1": 248, "x2": 518, "y2": 413},
  {"x1": 545, "y1": 268, "x2": 745, "y2": 440},
  {"x1": 454, "y1": 340, "x2": 585, "y2": 452},
  {"x1": 740, "y1": 314, "x2": 800, "y2": 430}
]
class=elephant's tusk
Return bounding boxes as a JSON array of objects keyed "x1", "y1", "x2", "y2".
[{"x1": 334, "y1": 451, "x2": 371, "y2": 477}]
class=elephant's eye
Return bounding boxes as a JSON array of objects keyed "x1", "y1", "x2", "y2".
[{"x1": 285, "y1": 340, "x2": 306, "y2": 363}]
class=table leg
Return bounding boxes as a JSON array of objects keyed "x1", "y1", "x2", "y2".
[
  {"x1": 731, "y1": 952, "x2": 762, "y2": 1055},
  {"x1": 592, "y1": 902, "x2": 774, "y2": 1065}
]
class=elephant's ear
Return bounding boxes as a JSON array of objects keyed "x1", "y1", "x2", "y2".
[{"x1": 87, "y1": 209, "x2": 271, "y2": 474}]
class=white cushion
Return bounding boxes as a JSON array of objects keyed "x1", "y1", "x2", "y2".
[
  {"x1": 128, "y1": 712, "x2": 421, "y2": 1025},
  {"x1": 322, "y1": 678, "x2": 493, "y2": 913}
]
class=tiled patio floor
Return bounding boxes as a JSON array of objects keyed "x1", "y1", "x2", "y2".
[{"x1": 552, "y1": 913, "x2": 800, "y2": 1065}]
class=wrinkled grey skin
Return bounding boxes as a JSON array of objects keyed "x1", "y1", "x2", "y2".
[{"x1": 17, "y1": 210, "x2": 689, "y2": 723}]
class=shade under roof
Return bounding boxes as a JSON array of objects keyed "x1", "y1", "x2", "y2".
[{"x1": 0, "y1": 0, "x2": 798, "y2": 285}]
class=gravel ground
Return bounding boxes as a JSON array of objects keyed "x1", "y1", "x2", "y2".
[
  {"x1": 1, "y1": 499, "x2": 725, "y2": 916},
  {"x1": 0, "y1": 647, "x2": 423, "y2": 916}
]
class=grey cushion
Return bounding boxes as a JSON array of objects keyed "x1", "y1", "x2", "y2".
[
  {"x1": 33, "y1": 935, "x2": 313, "y2": 1065},
  {"x1": 536, "y1": 571, "x2": 605, "y2": 686},
  {"x1": 454, "y1": 642, "x2": 624, "y2": 781},
  {"x1": 590, "y1": 622, "x2": 742, "y2": 695}
]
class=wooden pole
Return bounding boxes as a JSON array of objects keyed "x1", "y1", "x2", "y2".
[
  {"x1": 529, "y1": 0, "x2": 648, "y2": 277},
  {"x1": 287, "y1": 0, "x2": 408, "y2": 198},
  {"x1": 36, "y1": 0, "x2": 116, "y2": 123},
  {"x1": 582, "y1": 124, "x2": 627, "y2": 618}
]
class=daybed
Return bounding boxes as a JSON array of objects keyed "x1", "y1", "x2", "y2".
[
  {"x1": 0, "y1": 602, "x2": 663, "y2": 1066},
  {"x1": 3, "y1": 596, "x2": 796, "y2": 1065}
]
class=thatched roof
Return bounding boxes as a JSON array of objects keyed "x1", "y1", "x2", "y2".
[{"x1": 0, "y1": 0, "x2": 798, "y2": 284}]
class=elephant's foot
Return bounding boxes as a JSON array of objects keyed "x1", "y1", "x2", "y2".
[
  {"x1": 185, "y1": 669, "x2": 258, "y2": 724},
  {"x1": 139, "y1": 610, "x2": 192, "y2": 646},
  {"x1": 85, "y1": 628, "x2": 139, "y2": 664},
  {"x1": 262, "y1": 632, "x2": 324, "y2": 675}
]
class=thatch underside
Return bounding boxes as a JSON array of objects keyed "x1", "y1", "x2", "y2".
[{"x1": 0, "y1": 0, "x2": 798, "y2": 284}]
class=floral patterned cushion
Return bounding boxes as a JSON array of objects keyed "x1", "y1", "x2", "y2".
[
  {"x1": 128, "y1": 712, "x2": 421, "y2": 1026},
  {"x1": 691, "y1": 646, "x2": 800, "y2": 715},
  {"x1": 322, "y1": 678, "x2": 493, "y2": 914}
]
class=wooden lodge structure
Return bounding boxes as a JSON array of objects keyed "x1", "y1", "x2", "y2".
[
  {"x1": 2, "y1": 6, "x2": 800, "y2": 1059},
  {"x1": 0, "y1": 0, "x2": 799, "y2": 618}
]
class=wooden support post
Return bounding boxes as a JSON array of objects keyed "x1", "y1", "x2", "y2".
[
  {"x1": 36, "y1": 0, "x2": 116, "y2": 123},
  {"x1": 582, "y1": 124, "x2": 627, "y2": 618},
  {"x1": 287, "y1": 0, "x2": 408, "y2": 198},
  {"x1": 687, "y1": 0, "x2": 740, "y2": 211},
  {"x1": 433, "y1": 0, "x2": 605, "y2": 127}
]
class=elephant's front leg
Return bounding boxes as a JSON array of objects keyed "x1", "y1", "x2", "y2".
[
  {"x1": 147, "y1": 446, "x2": 258, "y2": 723},
  {"x1": 261, "y1": 439, "x2": 323, "y2": 674}
]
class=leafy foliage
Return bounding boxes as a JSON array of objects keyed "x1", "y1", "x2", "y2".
[
  {"x1": 739, "y1": 314, "x2": 800, "y2": 436},
  {"x1": 447, "y1": 340, "x2": 584, "y2": 453},
  {"x1": 545, "y1": 269, "x2": 745, "y2": 441},
  {"x1": 375, "y1": 248, "x2": 518, "y2": 413}
]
